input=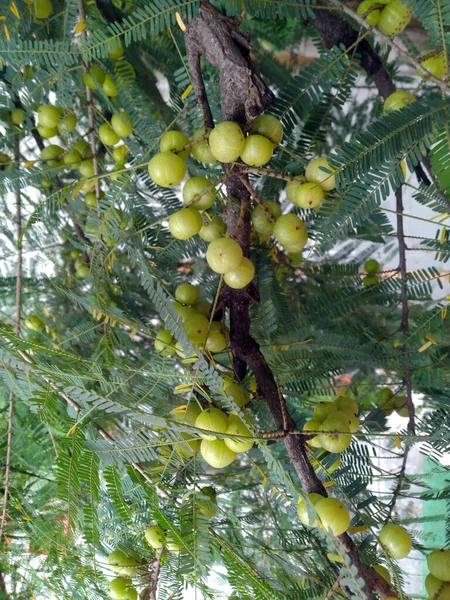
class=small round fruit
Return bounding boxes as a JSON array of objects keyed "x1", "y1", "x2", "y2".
[
  {"x1": 297, "y1": 493, "x2": 324, "y2": 527},
  {"x1": 145, "y1": 524, "x2": 165, "y2": 549},
  {"x1": 193, "y1": 301, "x2": 211, "y2": 317},
  {"x1": 173, "y1": 302, "x2": 197, "y2": 322},
  {"x1": 273, "y1": 214, "x2": 308, "y2": 248},
  {"x1": 99, "y1": 123, "x2": 120, "y2": 146},
  {"x1": 294, "y1": 182, "x2": 324, "y2": 209},
  {"x1": 334, "y1": 396, "x2": 358, "y2": 416},
  {"x1": 34, "y1": 0, "x2": 53, "y2": 18},
  {"x1": 126, "y1": 589, "x2": 138, "y2": 600},
  {"x1": 286, "y1": 176, "x2": 306, "y2": 204},
  {"x1": 201, "y1": 439, "x2": 237, "y2": 468},
  {"x1": 363, "y1": 274, "x2": 379, "y2": 287},
  {"x1": 58, "y1": 113, "x2": 77, "y2": 133},
  {"x1": 206, "y1": 238, "x2": 243, "y2": 274},
  {"x1": 83, "y1": 66, "x2": 106, "y2": 89},
  {"x1": 394, "y1": 396, "x2": 409, "y2": 417},
  {"x1": 76, "y1": 264, "x2": 90, "y2": 278},
  {"x1": 384, "y1": 91, "x2": 415, "y2": 112},
  {"x1": 25, "y1": 315, "x2": 45, "y2": 332},
  {"x1": 111, "y1": 111, "x2": 134, "y2": 138},
  {"x1": 316, "y1": 497, "x2": 350, "y2": 536},
  {"x1": 250, "y1": 114, "x2": 283, "y2": 145},
  {"x1": 347, "y1": 415, "x2": 360, "y2": 433},
  {"x1": 364, "y1": 259, "x2": 380, "y2": 274},
  {"x1": 37, "y1": 105, "x2": 61, "y2": 129},
  {"x1": 428, "y1": 550, "x2": 450, "y2": 582},
  {"x1": 224, "y1": 416, "x2": 253, "y2": 453},
  {"x1": 373, "y1": 565, "x2": 391, "y2": 584},
  {"x1": 240, "y1": 134, "x2": 273, "y2": 167},
  {"x1": 171, "y1": 403, "x2": 202, "y2": 424},
  {"x1": 154, "y1": 329, "x2": 175, "y2": 356},
  {"x1": 313, "y1": 402, "x2": 337, "y2": 423},
  {"x1": 168, "y1": 208, "x2": 202, "y2": 240},
  {"x1": 303, "y1": 419, "x2": 322, "y2": 449},
  {"x1": 225, "y1": 382, "x2": 249, "y2": 408},
  {"x1": 305, "y1": 157, "x2": 336, "y2": 191},
  {"x1": 357, "y1": 0, "x2": 381, "y2": 25},
  {"x1": 148, "y1": 152, "x2": 186, "y2": 188},
  {"x1": 195, "y1": 407, "x2": 228, "y2": 440},
  {"x1": 113, "y1": 145, "x2": 128, "y2": 164},
  {"x1": 175, "y1": 283, "x2": 199, "y2": 305},
  {"x1": 223, "y1": 257, "x2": 255, "y2": 289},
  {"x1": 199, "y1": 216, "x2": 226, "y2": 242},
  {"x1": 198, "y1": 486, "x2": 217, "y2": 518},
  {"x1": 40, "y1": 145, "x2": 64, "y2": 162},
  {"x1": 425, "y1": 574, "x2": 450, "y2": 600},
  {"x1": 205, "y1": 321, "x2": 230, "y2": 353},
  {"x1": 11, "y1": 108, "x2": 25, "y2": 126},
  {"x1": 378, "y1": 0, "x2": 412, "y2": 36},
  {"x1": 103, "y1": 75, "x2": 118, "y2": 96},
  {"x1": 84, "y1": 192, "x2": 98, "y2": 208},
  {"x1": 107, "y1": 39, "x2": 124, "y2": 60},
  {"x1": 107, "y1": 550, "x2": 140, "y2": 577},
  {"x1": 184, "y1": 313, "x2": 209, "y2": 345},
  {"x1": 318, "y1": 412, "x2": 352, "y2": 453},
  {"x1": 37, "y1": 125, "x2": 57, "y2": 139},
  {"x1": 379, "y1": 523, "x2": 412, "y2": 559},
  {"x1": 251, "y1": 201, "x2": 282, "y2": 235},
  {"x1": 63, "y1": 150, "x2": 82, "y2": 166},
  {"x1": 109, "y1": 577, "x2": 132, "y2": 600},
  {"x1": 79, "y1": 160, "x2": 95, "y2": 178},
  {"x1": 419, "y1": 51, "x2": 446, "y2": 79},
  {"x1": 73, "y1": 140, "x2": 93, "y2": 159},
  {"x1": 182, "y1": 177, "x2": 215, "y2": 210},
  {"x1": 209, "y1": 121, "x2": 245, "y2": 163},
  {"x1": 70, "y1": 249, "x2": 80, "y2": 259},
  {"x1": 160, "y1": 130, "x2": 190, "y2": 160},
  {"x1": 190, "y1": 128, "x2": 215, "y2": 163}
]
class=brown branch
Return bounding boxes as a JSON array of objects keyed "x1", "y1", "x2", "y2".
[{"x1": 140, "y1": 547, "x2": 163, "y2": 600}]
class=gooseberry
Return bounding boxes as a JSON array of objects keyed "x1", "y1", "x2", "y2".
[
  {"x1": 206, "y1": 237, "x2": 243, "y2": 274},
  {"x1": 111, "y1": 111, "x2": 134, "y2": 137},
  {"x1": 182, "y1": 176, "x2": 216, "y2": 210},
  {"x1": 199, "y1": 216, "x2": 226, "y2": 242},
  {"x1": 171, "y1": 403, "x2": 202, "y2": 424},
  {"x1": 251, "y1": 201, "x2": 282, "y2": 235},
  {"x1": 195, "y1": 407, "x2": 228, "y2": 440},
  {"x1": 169, "y1": 208, "x2": 202, "y2": 240},
  {"x1": 145, "y1": 524, "x2": 165, "y2": 549},
  {"x1": 73, "y1": 140, "x2": 93, "y2": 159},
  {"x1": 240, "y1": 134, "x2": 273, "y2": 167},
  {"x1": 225, "y1": 382, "x2": 249, "y2": 408},
  {"x1": 224, "y1": 415, "x2": 254, "y2": 453},
  {"x1": 83, "y1": 66, "x2": 105, "y2": 89},
  {"x1": 318, "y1": 412, "x2": 352, "y2": 453},
  {"x1": 200, "y1": 439, "x2": 237, "y2": 468},
  {"x1": 37, "y1": 104, "x2": 60, "y2": 129},
  {"x1": 40, "y1": 145, "x2": 64, "y2": 162},
  {"x1": 285, "y1": 176, "x2": 306, "y2": 204},
  {"x1": 364, "y1": 259, "x2": 380, "y2": 273},
  {"x1": 25, "y1": 315, "x2": 45, "y2": 332},
  {"x1": 79, "y1": 160, "x2": 95, "y2": 178},
  {"x1": 428, "y1": 549, "x2": 450, "y2": 582},
  {"x1": 313, "y1": 402, "x2": 337, "y2": 423},
  {"x1": 297, "y1": 493, "x2": 324, "y2": 527},
  {"x1": 250, "y1": 114, "x2": 283, "y2": 145},
  {"x1": 419, "y1": 51, "x2": 446, "y2": 79},
  {"x1": 334, "y1": 396, "x2": 359, "y2": 415},
  {"x1": 76, "y1": 264, "x2": 90, "y2": 278},
  {"x1": 113, "y1": 145, "x2": 128, "y2": 164},
  {"x1": 107, "y1": 550, "x2": 140, "y2": 577},
  {"x1": 378, "y1": 0, "x2": 412, "y2": 36},
  {"x1": 379, "y1": 523, "x2": 412, "y2": 559},
  {"x1": 160, "y1": 130, "x2": 190, "y2": 160},
  {"x1": 384, "y1": 90, "x2": 415, "y2": 112},
  {"x1": 183, "y1": 313, "x2": 209, "y2": 345},
  {"x1": 224, "y1": 257, "x2": 255, "y2": 289},
  {"x1": 173, "y1": 302, "x2": 197, "y2": 322},
  {"x1": 107, "y1": 39, "x2": 124, "y2": 60},
  {"x1": 84, "y1": 192, "x2": 98, "y2": 208},
  {"x1": 373, "y1": 565, "x2": 391, "y2": 584},
  {"x1": 148, "y1": 152, "x2": 186, "y2": 188},
  {"x1": 363, "y1": 274, "x2": 379, "y2": 287},
  {"x1": 103, "y1": 75, "x2": 118, "y2": 96},
  {"x1": 154, "y1": 329, "x2": 175, "y2": 356},
  {"x1": 316, "y1": 497, "x2": 351, "y2": 536},
  {"x1": 425, "y1": 574, "x2": 450, "y2": 600},
  {"x1": 175, "y1": 283, "x2": 199, "y2": 305},
  {"x1": 190, "y1": 128, "x2": 215, "y2": 163},
  {"x1": 193, "y1": 301, "x2": 211, "y2": 317},
  {"x1": 294, "y1": 182, "x2": 324, "y2": 209},
  {"x1": 357, "y1": 0, "x2": 381, "y2": 25},
  {"x1": 305, "y1": 157, "x2": 336, "y2": 191},
  {"x1": 273, "y1": 214, "x2": 308, "y2": 248},
  {"x1": 58, "y1": 113, "x2": 77, "y2": 133},
  {"x1": 99, "y1": 123, "x2": 120, "y2": 146},
  {"x1": 109, "y1": 577, "x2": 132, "y2": 600},
  {"x1": 394, "y1": 396, "x2": 409, "y2": 417},
  {"x1": 303, "y1": 419, "x2": 322, "y2": 449},
  {"x1": 205, "y1": 321, "x2": 230, "y2": 353},
  {"x1": 34, "y1": 0, "x2": 53, "y2": 19},
  {"x1": 11, "y1": 108, "x2": 25, "y2": 126},
  {"x1": 37, "y1": 125, "x2": 57, "y2": 139},
  {"x1": 209, "y1": 121, "x2": 245, "y2": 163},
  {"x1": 62, "y1": 150, "x2": 81, "y2": 166}
]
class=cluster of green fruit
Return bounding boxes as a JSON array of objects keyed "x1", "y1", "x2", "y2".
[
  {"x1": 302, "y1": 396, "x2": 360, "y2": 454},
  {"x1": 107, "y1": 549, "x2": 141, "y2": 600},
  {"x1": 425, "y1": 549, "x2": 450, "y2": 600},
  {"x1": 362, "y1": 258, "x2": 381, "y2": 287},
  {"x1": 71, "y1": 251, "x2": 90, "y2": 279},
  {"x1": 357, "y1": 0, "x2": 412, "y2": 35},
  {"x1": 378, "y1": 388, "x2": 409, "y2": 418}
]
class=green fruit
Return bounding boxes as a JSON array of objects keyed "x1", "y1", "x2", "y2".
[
  {"x1": 169, "y1": 208, "x2": 202, "y2": 240},
  {"x1": 419, "y1": 51, "x2": 446, "y2": 79},
  {"x1": 313, "y1": 402, "x2": 337, "y2": 423},
  {"x1": 347, "y1": 415, "x2": 360, "y2": 433},
  {"x1": 174, "y1": 432, "x2": 201, "y2": 458},
  {"x1": 83, "y1": 66, "x2": 106, "y2": 89},
  {"x1": 317, "y1": 411, "x2": 352, "y2": 453},
  {"x1": 294, "y1": 182, "x2": 324, "y2": 209},
  {"x1": 34, "y1": 0, "x2": 53, "y2": 19},
  {"x1": 425, "y1": 574, "x2": 450, "y2": 600},
  {"x1": 84, "y1": 192, "x2": 98, "y2": 208},
  {"x1": 200, "y1": 439, "x2": 237, "y2": 468},
  {"x1": 251, "y1": 201, "x2": 282, "y2": 235},
  {"x1": 160, "y1": 130, "x2": 190, "y2": 160},
  {"x1": 224, "y1": 257, "x2": 255, "y2": 289},
  {"x1": 111, "y1": 111, "x2": 134, "y2": 137},
  {"x1": 195, "y1": 407, "x2": 228, "y2": 440},
  {"x1": 107, "y1": 39, "x2": 124, "y2": 60},
  {"x1": 145, "y1": 524, "x2": 166, "y2": 549},
  {"x1": 171, "y1": 403, "x2": 202, "y2": 424},
  {"x1": 73, "y1": 140, "x2": 93, "y2": 159},
  {"x1": 428, "y1": 550, "x2": 450, "y2": 582},
  {"x1": 379, "y1": 523, "x2": 412, "y2": 559},
  {"x1": 22, "y1": 65, "x2": 36, "y2": 79},
  {"x1": 113, "y1": 145, "x2": 128, "y2": 164},
  {"x1": 40, "y1": 145, "x2": 64, "y2": 162},
  {"x1": 373, "y1": 565, "x2": 391, "y2": 584},
  {"x1": 250, "y1": 114, "x2": 283, "y2": 145},
  {"x1": 199, "y1": 216, "x2": 226, "y2": 242},
  {"x1": 273, "y1": 214, "x2": 308, "y2": 249},
  {"x1": 148, "y1": 152, "x2": 186, "y2": 188},
  {"x1": 297, "y1": 493, "x2": 324, "y2": 527},
  {"x1": 224, "y1": 415, "x2": 253, "y2": 453},
  {"x1": 173, "y1": 302, "x2": 197, "y2": 322},
  {"x1": 357, "y1": 0, "x2": 381, "y2": 25},
  {"x1": 305, "y1": 157, "x2": 336, "y2": 191},
  {"x1": 205, "y1": 321, "x2": 230, "y2": 353},
  {"x1": 76, "y1": 264, "x2": 90, "y2": 278},
  {"x1": 99, "y1": 123, "x2": 120, "y2": 146},
  {"x1": 285, "y1": 176, "x2": 306, "y2": 204},
  {"x1": 384, "y1": 90, "x2": 415, "y2": 112},
  {"x1": 103, "y1": 75, "x2": 118, "y2": 97},
  {"x1": 193, "y1": 301, "x2": 212, "y2": 317},
  {"x1": 175, "y1": 283, "x2": 199, "y2": 305},
  {"x1": 70, "y1": 249, "x2": 80, "y2": 259},
  {"x1": 379, "y1": 388, "x2": 393, "y2": 403},
  {"x1": 79, "y1": 160, "x2": 95, "y2": 178},
  {"x1": 11, "y1": 108, "x2": 25, "y2": 126},
  {"x1": 126, "y1": 590, "x2": 138, "y2": 600},
  {"x1": 184, "y1": 313, "x2": 209, "y2": 345},
  {"x1": 107, "y1": 550, "x2": 140, "y2": 577},
  {"x1": 224, "y1": 382, "x2": 249, "y2": 408},
  {"x1": 174, "y1": 340, "x2": 197, "y2": 360},
  {"x1": 206, "y1": 238, "x2": 243, "y2": 274},
  {"x1": 363, "y1": 274, "x2": 379, "y2": 287},
  {"x1": 25, "y1": 315, "x2": 45, "y2": 332},
  {"x1": 316, "y1": 498, "x2": 350, "y2": 536},
  {"x1": 0, "y1": 153, "x2": 10, "y2": 168},
  {"x1": 154, "y1": 329, "x2": 175, "y2": 356},
  {"x1": 37, "y1": 125, "x2": 57, "y2": 139},
  {"x1": 334, "y1": 396, "x2": 358, "y2": 416},
  {"x1": 394, "y1": 395, "x2": 408, "y2": 417},
  {"x1": 58, "y1": 113, "x2": 77, "y2": 133},
  {"x1": 364, "y1": 259, "x2": 380, "y2": 274},
  {"x1": 190, "y1": 128, "x2": 215, "y2": 163},
  {"x1": 37, "y1": 105, "x2": 60, "y2": 129},
  {"x1": 63, "y1": 150, "x2": 82, "y2": 166},
  {"x1": 182, "y1": 176, "x2": 216, "y2": 210},
  {"x1": 378, "y1": 0, "x2": 412, "y2": 36},
  {"x1": 109, "y1": 577, "x2": 132, "y2": 600},
  {"x1": 303, "y1": 419, "x2": 322, "y2": 448},
  {"x1": 240, "y1": 134, "x2": 273, "y2": 167},
  {"x1": 209, "y1": 121, "x2": 245, "y2": 163},
  {"x1": 198, "y1": 486, "x2": 217, "y2": 517}
]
